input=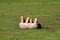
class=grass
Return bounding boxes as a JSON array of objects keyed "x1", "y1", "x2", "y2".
[{"x1": 0, "y1": 0, "x2": 60, "y2": 40}]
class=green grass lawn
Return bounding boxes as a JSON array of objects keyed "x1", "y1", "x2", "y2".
[{"x1": 0, "y1": 0, "x2": 60, "y2": 40}]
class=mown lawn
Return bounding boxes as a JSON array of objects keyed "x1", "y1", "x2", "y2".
[{"x1": 0, "y1": 0, "x2": 60, "y2": 40}]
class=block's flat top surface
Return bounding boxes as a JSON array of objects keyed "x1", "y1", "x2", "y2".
[
  {"x1": 20, "y1": 23, "x2": 38, "y2": 24},
  {"x1": 19, "y1": 23, "x2": 38, "y2": 25}
]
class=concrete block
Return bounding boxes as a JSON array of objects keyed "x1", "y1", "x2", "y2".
[{"x1": 19, "y1": 16, "x2": 41, "y2": 29}]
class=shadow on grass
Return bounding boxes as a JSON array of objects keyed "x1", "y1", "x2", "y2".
[
  {"x1": 36, "y1": 23, "x2": 42, "y2": 29},
  {"x1": 36, "y1": 23, "x2": 53, "y2": 31}
]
